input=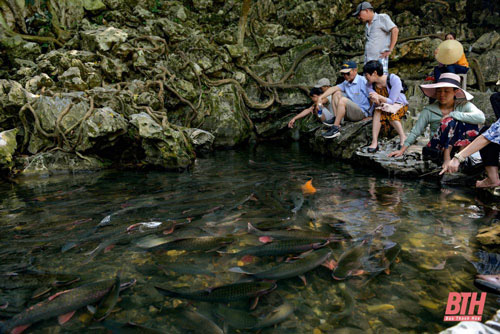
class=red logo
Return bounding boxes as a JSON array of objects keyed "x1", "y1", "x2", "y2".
[{"x1": 444, "y1": 292, "x2": 487, "y2": 321}]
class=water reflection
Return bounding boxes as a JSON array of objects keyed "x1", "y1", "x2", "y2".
[{"x1": 0, "y1": 142, "x2": 498, "y2": 333}]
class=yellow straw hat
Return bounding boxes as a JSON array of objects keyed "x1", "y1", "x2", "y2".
[{"x1": 435, "y1": 40, "x2": 464, "y2": 65}]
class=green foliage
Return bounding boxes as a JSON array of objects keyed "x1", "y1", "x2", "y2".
[{"x1": 150, "y1": 0, "x2": 162, "y2": 13}]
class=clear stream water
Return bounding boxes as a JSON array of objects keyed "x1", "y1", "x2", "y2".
[{"x1": 0, "y1": 142, "x2": 498, "y2": 333}]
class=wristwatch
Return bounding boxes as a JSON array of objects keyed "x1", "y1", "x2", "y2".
[{"x1": 453, "y1": 152, "x2": 466, "y2": 163}]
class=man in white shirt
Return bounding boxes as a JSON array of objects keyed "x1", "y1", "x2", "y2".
[{"x1": 353, "y1": 1, "x2": 399, "y2": 74}]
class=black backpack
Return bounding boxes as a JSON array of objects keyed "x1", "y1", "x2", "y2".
[{"x1": 373, "y1": 73, "x2": 408, "y2": 94}]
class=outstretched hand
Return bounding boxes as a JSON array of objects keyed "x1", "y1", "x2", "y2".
[
  {"x1": 288, "y1": 118, "x2": 296, "y2": 128},
  {"x1": 439, "y1": 158, "x2": 460, "y2": 175},
  {"x1": 388, "y1": 149, "x2": 404, "y2": 158}
]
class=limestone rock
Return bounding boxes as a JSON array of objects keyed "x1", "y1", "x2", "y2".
[
  {"x1": 476, "y1": 225, "x2": 500, "y2": 247},
  {"x1": 0, "y1": 129, "x2": 18, "y2": 171},
  {"x1": 192, "y1": 0, "x2": 212, "y2": 10},
  {"x1": 185, "y1": 128, "x2": 215, "y2": 153},
  {"x1": 19, "y1": 151, "x2": 106, "y2": 177},
  {"x1": 0, "y1": 36, "x2": 41, "y2": 63},
  {"x1": 100, "y1": 56, "x2": 128, "y2": 81},
  {"x1": 83, "y1": 0, "x2": 107, "y2": 12},
  {"x1": 472, "y1": 31, "x2": 500, "y2": 52},
  {"x1": 474, "y1": 49, "x2": 500, "y2": 84},
  {"x1": 28, "y1": 96, "x2": 89, "y2": 154},
  {"x1": 0, "y1": 80, "x2": 27, "y2": 129},
  {"x1": 25, "y1": 74, "x2": 55, "y2": 93},
  {"x1": 129, "y1": 113, "x2": 195, "y2": 169},
  {"x1": 198, "y1": 85, "x2": 251, "y2": 147},
  {"x1": 395, "y1": 38, "x2": 442, "y2": 61},
  {"x1": 59, "y1": 67, "x2": 88, "y2": 91},
  {"x1": 77, "y1": 107, "x2": 128, "y2": 151},
  {"x1": 81, "y1": 27, "x2": 128, "y2": 52}
]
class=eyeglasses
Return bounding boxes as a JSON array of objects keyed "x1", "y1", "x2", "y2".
[{"x1": 342, "y1": 72, "x2": 351, "y2": 76}]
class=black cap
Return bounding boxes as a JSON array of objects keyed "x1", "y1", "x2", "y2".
[{"x1": 352, "y1": 1, "x2": 373, "y2": 16}]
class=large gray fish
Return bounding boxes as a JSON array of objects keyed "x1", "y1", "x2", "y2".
[
  {"x1": 328, "y1": 283, "x2": 355, "y2": 322},
  {"x1": 0, "y1": 278, "x2": 135, "y2": 334},
  {"x1": 248, "y1": 223, "x2": 337, "y2": 241},
  {"x1": 231, "y1": 248, "x2": 331, "y2": 280},
  {"x1": 155, "y1": 281, "x2": 276, "y2": 303},
  {"x1": 474, "y1": 274, "x2": 500, "y2": 294},
  {"x1": 236, "y1": 239, "x2": 329, "y2": 257},
  {"x1": 146, "y1": 236, "x2": 234, "y2": 252}
]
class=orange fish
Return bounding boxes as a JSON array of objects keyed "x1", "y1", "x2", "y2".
[{"x1": 301, "y1": 180, "x2": 317, "y2": 195}]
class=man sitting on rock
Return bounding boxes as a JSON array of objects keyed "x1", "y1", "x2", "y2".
[
  {"x1": 315, "y1": 61, "x2": 372, "y2": 139},
  {"x1": 288, "y1": 85, "x2": 335, "y2": 129}
]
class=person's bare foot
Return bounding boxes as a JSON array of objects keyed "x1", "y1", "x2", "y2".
[{"x1": 475, "y1": 178, "x2": 500, "y2": 188}]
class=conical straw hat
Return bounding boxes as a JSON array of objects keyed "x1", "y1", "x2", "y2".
[{"x1": 435, "y1": 40, "x2": 464, "y2": 65}]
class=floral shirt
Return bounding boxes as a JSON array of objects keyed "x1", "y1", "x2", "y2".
[{"x1": 483, "y1": 118, "x2": 500, "y2": 145}]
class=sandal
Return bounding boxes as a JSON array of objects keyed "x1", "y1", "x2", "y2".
[{"x1": 475, "y1": 178, "x2": 500, "y2": 188}]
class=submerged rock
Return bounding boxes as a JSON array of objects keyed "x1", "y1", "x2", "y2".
[
  {"x1": 0, "y1": 129, "x2": 18, "y2": 171},
  {"x1": 476, "y1": 225, "x2": 500, "y2": 248}
]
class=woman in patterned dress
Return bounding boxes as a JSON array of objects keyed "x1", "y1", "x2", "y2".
[
  {"x1": 388, "y1": 73, "x2": 485, "y2": 169},
  {"x1": 363, "y1": 60, "x2": 408, "y2": 153}
]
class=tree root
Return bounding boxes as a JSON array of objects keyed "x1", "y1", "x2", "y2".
[
  {"x1": 131, "y1": 35, "x2": 169, "y2": 57},
  {"x1": 469, "y1": 58, "x2": 486, "y2": 92},
  {"x1": 203, "y1": 75, "x2": 275, "y2": 110},
  {"x1": 54, "y1": 102, "x2": 74, "y2": 148}
]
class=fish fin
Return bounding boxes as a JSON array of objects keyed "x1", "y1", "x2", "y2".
[
  {"x1": 248, "y1": 223, "x2": 260, "y2": 234},
  {"x1": 163, "y1": 225, "x2": 175, "y2": 235},
  {"x1": 126, "y1": 223, "x2": 140, "y2": 232},
  {"x1": 321, "y1": 260, "x2": 336, "y2": 271},
  {"x1": 299, "y1": 275, "x2": 307, "y2": 286},
  {"x1": 11, "y1": 324, "x2": 31, "y2": 334},
  {"x1": 228, "y1": 267, "x2": 252, "y2": 275},
  {"x1": 0, "y1": 302, "x2": 9, "y2": 309},
  {"x1": 87, "y1": 305, "x2": 96, "y2": 314},
  {"x1": 395, "y1": 257, "x2": 400, "y2": 264},
  {"x1": 258, "y1": 236, "x2": 273, "y2": 243},
  {"x1": 58, "y1": 310, "x2": 76, "y2": 325},
  {"x1": 350, "y1": 270, "x2": 365, "y2": 277},
  {"x1": 384, "y1": 268, "x2": 391, "y2": 275},
  {"x1": 48, "y1": 289, "x2": 71, "y2": 301},
  {"x1": 250, "y1": 296, "x2": 259, "y2": 310}
]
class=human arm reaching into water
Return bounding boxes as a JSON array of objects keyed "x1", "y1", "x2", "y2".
[
  {"x1": 288, "y1": 106, "x2": 314, "y2": 128},
  {"x1": 440, "y1": 135, "x2": 491, "y2": 174}
]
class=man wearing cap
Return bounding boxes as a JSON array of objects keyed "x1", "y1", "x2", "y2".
[
  {"x1": 314, "y1": 60, "x2": 371, "y2": 139},
  {"x1": 353, "y1": 1, "x2": 399, "y2": 75}
]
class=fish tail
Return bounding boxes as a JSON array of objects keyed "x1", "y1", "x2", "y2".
[{"x1": 247, "y1": 223, "x2": 260, "y2": 234}]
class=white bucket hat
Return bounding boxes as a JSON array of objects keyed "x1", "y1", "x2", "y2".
[
  {"x1": 314, "y1": 78, "x2": 331, "y2": 88},
  {"x1": 435, "y1": 40, "x2": 464, "y2": 65},
  {"x1": 419, "y1": 73, "x2": 473, "y2": 100}
]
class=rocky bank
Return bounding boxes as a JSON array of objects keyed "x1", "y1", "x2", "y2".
[{"x1": 0, "y1": 0, "x2": 499, "y2": 177}]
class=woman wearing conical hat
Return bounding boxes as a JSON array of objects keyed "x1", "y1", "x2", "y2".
[{"x1": 433, "y1": 33, "x2": 469, "y2": 81}]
